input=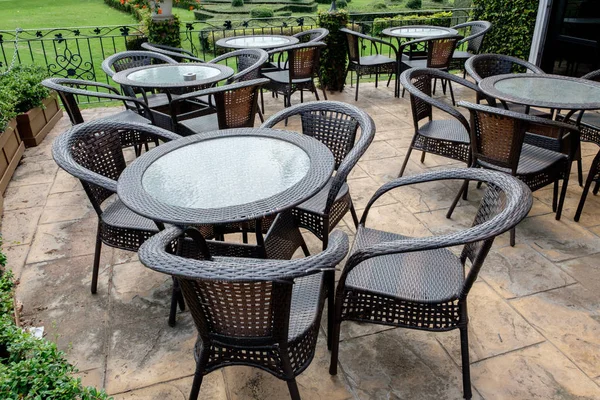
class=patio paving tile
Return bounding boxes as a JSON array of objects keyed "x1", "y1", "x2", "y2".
[
  {"x1": 112, "y1": 375, "x2": 227, "y2": 400},
  {"x1": 2, "y1": 244, "x2": 29, "y2": 280},
  {"x1": 39, "y1": 190, "x2": 94, "y2": 224},
  {"x1": 511, "y1": 284, "x2": 600, "y2": 378},
  {"x1": 346, "y1": 175, "x2": 397, "y2": 210},
  {"x1": 50, "y1": 168, "x2": 82, "y2": 194},
  {"x1": 3, "y1": 182, "x2": 51, "y2": 210},
  {"x1": 436, "y1": 282, "x2": 544, "y2": 364},
  {"x1": 559, "y1": 254, "x2": 600, "y2": 295},
  {"x1": 8, "y1": 158, "x2": 58, "y2": 187},
  {"x1": 471, "y1": 342, "x2": 600, "y2": 399},
  {"x1": 2, "y1": 207, "x2": 43, "y2": 245}
]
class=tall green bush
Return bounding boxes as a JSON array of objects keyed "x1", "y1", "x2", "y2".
[
  {"x1": 406, "y1": 0, "x2": 422, "y2": 9},
  {"x1": 472, "y1": 0, "x2": 538, "y2": 60},
  {"x1": 317, "y1": 9, "x2": 349, "y2": 91},
  {"x1": 145, "y1": 13, "x2": 182, "y2": 48}
]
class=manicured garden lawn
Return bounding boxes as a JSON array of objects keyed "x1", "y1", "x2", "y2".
[{"x1": 0, "y1": 0, "x2": 136, "y2": 30}]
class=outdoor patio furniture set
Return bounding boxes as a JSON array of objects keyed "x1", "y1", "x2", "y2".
[{"x1": 42, "y1": 21, "x2": 600, "y2": 400}]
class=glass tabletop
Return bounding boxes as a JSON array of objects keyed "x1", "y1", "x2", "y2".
[
  {"x1": 142, "y1": 136, "x2": 311, "y2": 209},
  {"x1": 126, "y1": 64, "x2": 221, "y2": 85},
  {"x1": 492, "y1": 75, "x2": 600, "y2": 108},
  {"x1": 226, "y1": 36, "x2": 290, "y2": 47},
  {"x1": 384, "y1": 26, "x2": 457, "y2": 38}
]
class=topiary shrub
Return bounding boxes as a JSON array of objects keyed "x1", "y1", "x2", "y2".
[
  {"x1": 317, "y1": 9, "x2": 349, "y2": 92},
  {"x1": 373, "y1": 2, "x2": 387, "y2": 10},
  {"x1": 231, "y1": 0, "x2": 244, "y2": 7},
  {"x1": 406, "y1": 0, "x2": 422, "y2": 9},
  {"x1": 337, "y1": 0, "x2": 348, "y2": 9},
  {"x1": 250, "y1": 7, "x2": 274, "y2": 18}
]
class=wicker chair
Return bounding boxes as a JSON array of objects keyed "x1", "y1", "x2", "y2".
[
  {"x1": 262, "y1": 100, "x2": 375, "y2": 349},
  {"x1": 465, "y1": 53, "x2": 548, "y2": 116},
  {"x1": 329, "y1": 168, "x2": 533, "y2": 400},
  {"x1": 340, "y1": 28, "x2": 401, "y2": 100},
  {"x1": 51, "y1": 120, "x2": 181, "y2": 295},
  {"x1": 450, "y1": 21, "x2": 492, "y2": 75},
  {"x1": 138, "y1": 224, "x2": 350, "y2": 400},
  {"x1": 102, "y1": 50, "x2": 177, "y2": 110},
  {"x1": 161, "y1": 78, "x2": 268, "y2": 136},
  {"x1": 294, "y1": 28, "x2": 329, "y2": 43},
  {"x1": 262, "y1": 42, "x2": 327, "y2": 109},
  {"x1": 400, "y1": 35, "x2": 463, "y2": 105},
  {"x1": 446, "y1": 102, "x2": 579, "y2": 246},
  {"x1": 41, "y1": 78, "x2": 157, "y2": 156},
  {"x1": 208, "y1": 48, "x2": 268, "y2": 83},
  {"x1": 398, "y1": 68, "x2": 479, "y2": 177},
  {"x1": 141, "y1": 42, "x2": 204, "y2": 63}
]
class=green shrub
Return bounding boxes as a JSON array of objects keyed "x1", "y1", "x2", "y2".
[
  {"x1": 472, "y1": 0, "x2": 538, "y2": 60},
  {"x1": 389, "y1": 0, "x2": 403, "y2": 3},
  {"x1": 145, "y1": 13, "x2": 182, "y2": 48},
  {"x1": 0, "y1": 65, "x2": 50, "y2": 114},
  {"x1": 0, "y1": 265, "x2": 111, "y2": 399},
  {"x1": 406, "y1": 0, "x2": 422, "y2": 9},
  {"x1": 373, "y1": 2, "x2": 387, "y2": 10},
  {"x1": 317, "y1": 9, "x2": 348, "y2": 91},
  {"x1": 0, "y1": 87, "x2": 17, "y2": 131},
  {"x1": 315, "y1": 0, "x2": 331, "y2": 4},
  {"x1": 336, "y1": 0, "x2": 348, "y2": 9},
  {"x1": 231, "y1": 0, "x2": 244, "y2": 7},
  {"x1": 250, "y1": 7, "x2": 274, "y2": 18}
]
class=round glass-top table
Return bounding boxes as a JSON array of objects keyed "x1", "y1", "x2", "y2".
[
  {"x1": 382, "y1": 25, "x2": 458, "y2": 39},
  {"x1": 117, "y1": 128, "x2": 335, "y2": 226},
  {"x1": 112, "y1": 63, "x2": 234, "y2": 90},
  {"x1": 479, "y1": 74, "x2": 600, "y2": 110},
  {"x1": 216, "y1": 34, "x2": 299, "y2": 50}
]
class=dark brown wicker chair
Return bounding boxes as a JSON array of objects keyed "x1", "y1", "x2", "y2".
[
  {"x1": 465, "y1": 53, "x2": 548, "y2": 116},
  {"x1": 294, "y1": 28, "x2": 329, "y2": 43},
  {"x1": 41, "y1": 78, "x2": 157, "y2": 156},
  {"x1": 329, "y1": 168, "x2": 533, "y2": 400},
  {"x1": 446, "y1": 102, "x2": 579, "y2": 246},
  {"x1": 450, "y1": 21, "x2": 492, "y2": 76},
  {"x1": 141, "y1": 42, "x2": 204, "y2": 63},
  {"x1": 208, "y1": 48, "x2": 268, "y2": 83},
  {"x1": 102, "y1": 50, "x2": 177, "y2": 110},
  {"x1": 398, "y1": 68, "x2": 479, "y2": 177},
  {"x1": 261, "y1": 100, "x2": 375, "y2": 349},
  {"x1": 340, "y1": 28, "x2": 401, "y2": 100},
  {"x1": 262, "y1": 42, "x2": 327, "y2": 108},
  {"x1": 161, "y1": 78, "x2": 268, "y2": 136},
  {"x1": 51, "y1": 120, "x2": 181, "y2": 295},
  {"x1": 138, "y1": 223, "x2": 350, "y2": 400},
  {"x1": 400, "y1": 35, "x2": 463, "y2": 105}
]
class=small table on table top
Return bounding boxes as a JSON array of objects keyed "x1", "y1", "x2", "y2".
[
  {"x1": 117, "y1": 128, "x2": 335, "y2": 228},
  {"x1": 216, "y1": 35, "x2": 299, "y2": 50},
  {"x1": 479, "y1": 74, "x2": 600, "y2": 113},
  {"x1": 111, "y1": 63, "x2": 234, "y2": 93}
]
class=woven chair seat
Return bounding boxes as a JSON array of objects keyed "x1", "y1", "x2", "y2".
[
  {"x1": 178, "y1": 114, "x2": 219, "y2": 136},
  {"x1": 581, "y1": 112, "x2": 600, "y2": 129},
  {"x1": 402, "y1": 58, "x2": 428, "y2": 69},
  {"x1": 101, "y1": 198, "x2": 158, "y2": 232},
  {"x1": 262, "y1": 70, "x2": 311, "y2": 84},
  {"x1": 126, "y1": 93, "x2": 171, "y2": 110},
  {"x1": 295, "y1": 178, "x2": 349, "y2": 214},
  {"x1": 106, "y1": 109, "x2": 151, "y2": 125},
  {"x1": 499, "y1": 102, "x2": 549, "y2": 118},
  {"x1": 288, "y1": 273, "x2": 324, "y2": 340},
  {"x1": 452, "y1": 50, "x2": 473, "y2": 61},
  {"x1": 356, "y1": 54, "x2": 396, "y2": 67},
  {"x1": 479, "y1": 143, "x2": 567, "y2": 175},
  {"x1": 346, "y1": 227, "x2": 464, "y2": 303},
  {"x1": 419, "y1": 119, "x2": 470, "y2": 143}
]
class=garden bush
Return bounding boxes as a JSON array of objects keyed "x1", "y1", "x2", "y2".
[
  {"x1": 0, "y1": 263, "x2": 110, "y2": 399},
  {"x1": 0, "y1": 65, "x2": 50, "y2": 114},
  {"x1": 373, "y1": 2, "x2": 387, "y2": 10},
  {"x1": 336, "y1": 0, "x2": 348, "y2": 9},
  {"x1": 406, "y1": 0, "x2": 422, "y2": 9},
  {"x1": 231, "y1": 0, "x2": 244, "y2": 7},
  {"x1": 250, "y1": 7, "x2": 274, "y2": 18},
  {"x1": 472, "y1": 0, "x2": 538, "y2": 61},
  {"x1": 317, "y1": 9, "x2": 348, "y2": 91}
]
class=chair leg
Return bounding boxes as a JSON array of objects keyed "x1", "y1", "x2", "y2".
[
  {"x1": 575, "y1": 173, "x2": 596, "y2": 222},
  {"x1": 459, "y1": 325, "x2": 473, "y2": 400},
  {"x1": 375, "y1": 73, "x2": 379, "y2": 88},
  {"x1": 257, "y1": 107, "x2": 264, "y2": 123},
  {"x1": 448, "y1": 80, "x2": 456, "y2": 106},
  {"x1": 510, "y1": 227, "x2": 516, "y2": 247},
  {"x1": 169, "y1": 277, "x2": 180, "y2": 327},
  {"x1": 555, "y1": 177, "x2": 570, "y2": 221},
  {"x1": 552, "y1": 181, "x2": 559, "y2": 212},
  {"x1": 446, "y1": 180, "x2": 469, "y2": 219},
  {"x1": 433, "y1": 78, "x2": 438, "y2": 95},
  {"x1": 329, "y1": 290, "x2": 343, "y2": 376},
  {"x1": 286, "y1": 379, "x2": 301, "y2": 400},
  {"x1": 355, "y1": 75, "x2": 360, "y2": 101},
  {"x1": 280, "y1": 351, "x2": 302, "y2": 400},
  {"x1": 349, "y1": 200, "x2": 360, "y2": 228},
  {"x1": 420, "y1": 151, "x2": 426, "y2": 164},
  {"x1": 577, "y1": 158, "x2": 583, "y2": 187},
  {"x1": 188, "y1": 350, "x2": 209, "y2": 400},
  {"x1": 301, "y1": 242, "x2": 310, "y2": 256},
  {"x1": 91, "y1": 222, "x2": 102, "y2": 295},
  {"x1": 398, "y1": 146, "x2": 414, "y2": 177},
  {"x1": 594, "y1": 180, "x2": 600, "y2": 195},
  {"x1": 260, "y1": 88, "x2": 265, "y2": 114}
]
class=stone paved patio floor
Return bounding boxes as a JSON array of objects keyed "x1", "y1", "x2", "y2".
[{"x1": 4, "y1": 82, "x2": 600, "y2": 399}]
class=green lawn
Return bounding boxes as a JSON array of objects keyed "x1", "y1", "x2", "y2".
[{"x1": 0, "y1": 0, "x2": 136, "y2": 30}]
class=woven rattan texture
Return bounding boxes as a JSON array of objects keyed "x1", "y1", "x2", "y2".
[
  {"x1": 453, "y1": 21, "x2": 492, "y2": 54},
  {"x1": 141, "y1": 42, "x2": 205, "y2": 63},
  {"x1": 208, "y1": 49, "x2": 268, "y2": 83},
  {"x1": 294, "y1": 28, "x2": 329, "y2": 43}
]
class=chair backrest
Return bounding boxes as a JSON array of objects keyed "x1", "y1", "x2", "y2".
[
  {"x1": 138, "y1": 224, "x2": 349, "y2": 345},
  {"x1": 173, "y1": 78, "x2": 268, "y2": 132},
  {"x1": 208, "y1": 48, "x2": 268, "y2": 83},
  {"x1": 51, "y1": 120, "x2": 180, "y2": 214},
  {"x1": 42, "y1": 77, "x2": 153, "y2": 126},
  {"x1": 400, "y1": 68, "x2": 476, "y2": 132},
  {"x1": 141, "y1": 42, "x2": 204, "y2": 62},
  {"x1": 452, "y1": 21, "x2": 492, "y2": 54},
  {"x1": 341, "y1": 28, "x2": 363, "y2": 64},
  {"x1": 426, "y1": 35, "x2": 462, "y2": 69},
  {"x1": 102, "y1": 50, "x2": 177, "y2": 77},
  {"x1": 346, "y1": 168, "x2": 532, "y2": 299},
  {"x1": 582, "y1": 69, "x2": 600, "y2": 82},
  {"x1": 286, "y1": 42, "x2": 326, "y2": 81},
  {"x1": 261, "y1": 101, "x2": 375, "y2": 213},
  {"x1": 459, "y1": 101, "x2": 579, "y2": 174},
  {"x1": 293, "y1": 28, "x2": 329, "y2": 43},
  {"x1": 465, "y1": 53, "x2": 544, "y2": 83}
]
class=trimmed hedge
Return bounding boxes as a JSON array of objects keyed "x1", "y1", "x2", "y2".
[
  {"x1": 317, "y1": 9, "x2": 348, "y2": 91},
  {"x1": 0, "y1": 266, "x2": 110, "y2": 399},
  {"x1": 251, "y1": 7, "x2": 274, "y2": 17},
  {"x1": 472, "y1": 0, "x2": 538, "y2": 61}
]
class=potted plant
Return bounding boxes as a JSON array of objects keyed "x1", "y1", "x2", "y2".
[
  {"x1": 0, "y1": 86, "x2": 24, "y2": 202},
  {"x1": 1, "y1": 65, "x2": 63, "y2": 147},
  {"x1": 150, "y1": 0, "x2": 174, "y2": 19}
]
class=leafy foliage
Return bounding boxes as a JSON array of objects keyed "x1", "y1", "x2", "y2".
[
  {"x1": 0, "y1": 88, "x2": 17, "y2": 132},
  {"x1": 472, "y1": 0, "x2": 538, "y2": 61},
  {"x1": 406, "y1": 0, "x2": 422, "y2": 9},
  {"x1": 317, "y1": 9, "x2": 349, "y2": 91},
  {"x1": 336, "y1": 0, "x2": 348, "y2": 9},
  {"x1": 232, "y1": 0, "x2": 245, "y2": 6},
  {"x1": 250, "y1": 7, "x2": 274, "y2": 18},
  {"x1": 0, "y1": 259, "x2": 111, "y2": 399},
  {"x1": 0, "y1": 65, "x2": 51, "y2": 114},
  {"x1": 145, "y1": 13, "x2": 182, "y2": 47}
]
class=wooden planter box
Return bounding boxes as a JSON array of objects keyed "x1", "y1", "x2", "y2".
[
  {"x1": 16, "y1": 91, "x2": 63, "y2": 148},
  {"x1": 0, "y1": 119, "x2": 25, "y2": 212}
]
